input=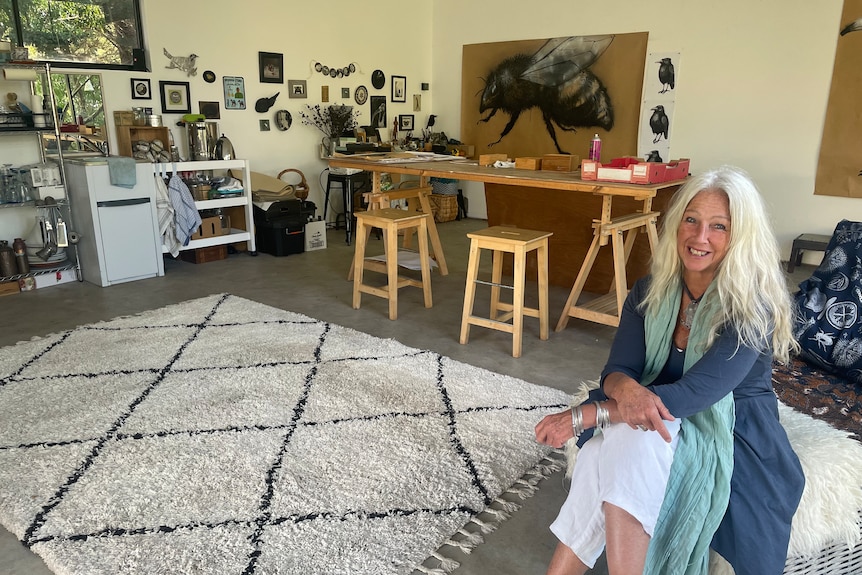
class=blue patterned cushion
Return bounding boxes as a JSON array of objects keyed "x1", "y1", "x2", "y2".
[{"x1": 794, "y1": 220, "x2": 862, "y2": 384}]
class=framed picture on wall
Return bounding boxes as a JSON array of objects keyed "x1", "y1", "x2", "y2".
[
  {"x1": 259, "y1": 51, "x2": 284, "y2": 83},
  {"x1": 391, "y1": 75, "x2": 406, "y2": 102},
  {"x1": 398, "y1": 114, "x2": 414, "y2": 131},
  {"x1": 288, "y1": 79, "x2": 307, "y2": 98},
  {"x1": 130, "y1": 78, "x2": 151, "y2": 100},
  {"x1": 223, "y1": 76, "x2": 246, "y2": 110},
  {"x1": 370, "y1": 95, "x2": 387, "y2": 129},
  {"x1": 159, "y1": 80, "x2": 191, "y2": 114},
  {"x1": 199, "y1": 101, "x2": 220, "y2": 119}
]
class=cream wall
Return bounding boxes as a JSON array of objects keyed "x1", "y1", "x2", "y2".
[
  {"x1": 88, "y1": 0, "x2": 432, "y2": 217},
  {"x1": 431, "y1": 0, "x2": 850, "y2": 263},
  {"x1": 7, "y1": 0, "x2": 851, "y2": 263}
]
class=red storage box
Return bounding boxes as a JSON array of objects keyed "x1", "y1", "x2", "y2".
[{"x1": 581, "y1": 158, "x2": 690, "y2": 184}]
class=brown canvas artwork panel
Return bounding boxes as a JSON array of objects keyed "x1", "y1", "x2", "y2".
[
  {"x1": 816, "y1": 0, "x2": 862, "y2": 198},
  {"x1": 461, "y1": 32, "x2": 648, "y2": 162}
]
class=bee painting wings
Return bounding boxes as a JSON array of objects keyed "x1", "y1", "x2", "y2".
[{"x1": 520, "y1": 35, "x2": 614, "y2": 86}]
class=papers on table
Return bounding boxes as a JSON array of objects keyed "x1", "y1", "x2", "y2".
[{"x1": 349, "y1": 151, "x2": 470, "y2": 164}]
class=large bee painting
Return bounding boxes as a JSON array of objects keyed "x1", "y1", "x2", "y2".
[{"x1": 462, "y1": 32, "x2": 648, "y2": 161}]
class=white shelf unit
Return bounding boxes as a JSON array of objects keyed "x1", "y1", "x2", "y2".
[{"x1": 158, "y1": 159, "x2": 256, "y2": 254}]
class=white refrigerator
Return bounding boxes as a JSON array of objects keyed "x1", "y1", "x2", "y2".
[{"x1": 65, "y1": 159, "x2": 164, "y2": 287}]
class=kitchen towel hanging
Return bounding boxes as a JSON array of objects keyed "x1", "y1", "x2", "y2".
[{"x1": 106, "y1": 156, "x2": 137, "y2": 189}]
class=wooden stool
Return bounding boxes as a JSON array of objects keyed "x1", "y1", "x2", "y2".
[
  {"x1": 353, "y1": 208, "x2": 433, "y2": 320},
  {"x1": 460, "y1": 226, "x2": 552, "y2": 358},
  {"x1": 787, "y1": 233, "x2": 830, "y2": 272}
]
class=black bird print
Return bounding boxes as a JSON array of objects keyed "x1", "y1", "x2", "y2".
[
  {"x1": 649, "y1": 105, "x2": 669, "y2": 144},
  {"x1": 478, "y1": 35, "x2": 615, "y2": 154},
  {"x1": 657, "y1": 58, "x2": 675, "y2": 94},
  {"x1": 646, "y1": 150, "x2": 663, "y2": 163},
  {"x1": 840, "y1": 17, "x2": 862, "y2": 35}
]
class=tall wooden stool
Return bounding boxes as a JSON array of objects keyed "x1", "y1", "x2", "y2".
[
  {"x1": 353, "y1": 208, "x2": 433, "y2": 320},
  {"x1": 460, "y1": 226, "x2": 552, "y2": 358}
]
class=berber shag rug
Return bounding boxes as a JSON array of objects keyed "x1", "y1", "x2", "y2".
[{"x1": 0, "y1": 293, "x2": 569, "y2": 575}]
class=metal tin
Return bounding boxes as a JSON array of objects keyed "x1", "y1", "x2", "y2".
[
  {"x1": 185, "y1": 121, "x2": 219, "y2": 161},
  {"x1": 0, "y1": 240, "x2": 16, "y2": 277},
  {"x1": 12, "y1": 237, "x2": 28, "y2": 275},
  {"x1": 146, "y1": 115, "x2": 162, "y2": 127}
]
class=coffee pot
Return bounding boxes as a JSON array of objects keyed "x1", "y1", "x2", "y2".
[{"x1": 213, "y1": 134, "x2": 235, "y2": 161}]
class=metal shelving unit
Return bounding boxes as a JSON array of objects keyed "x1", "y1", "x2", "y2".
[{"x1": 0, "y1": 62, "x2": 82, "y2": 285}]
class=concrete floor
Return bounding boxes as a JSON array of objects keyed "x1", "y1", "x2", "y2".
[{"x1": 0, "y1": 217, "x2": 814, "y2": 575}]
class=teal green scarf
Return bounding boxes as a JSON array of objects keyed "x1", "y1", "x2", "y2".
[{"x1": 642, "y1": 282, "x2": 735, "y2": 575}]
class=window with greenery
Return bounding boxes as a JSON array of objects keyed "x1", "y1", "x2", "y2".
[{"x1": 0, "y1": 0, "x2": 143, "y2": 69}]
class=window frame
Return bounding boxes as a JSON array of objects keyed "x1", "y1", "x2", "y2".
[{"x1": 4, "y1": 0, "x2": 146, "y2": 71}]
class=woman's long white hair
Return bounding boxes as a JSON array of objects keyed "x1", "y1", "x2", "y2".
[{"x1": 642, "y1": 165, "x2": 798, "y2": 362}]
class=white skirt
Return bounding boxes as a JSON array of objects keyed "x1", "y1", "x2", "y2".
[{"x1": 549, "y1": 419, "x2": 682, "y2": 568}]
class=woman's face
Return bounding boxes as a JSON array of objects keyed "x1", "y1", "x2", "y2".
[{"x1": 677, "y1": 189, "x2": 731, "y2": 279}]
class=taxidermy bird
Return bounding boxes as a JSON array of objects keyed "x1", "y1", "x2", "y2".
[
  {"x1": 163, "y1": 48, "x2": 198, "y2": 76},
  {"x1": 657, "y1": 58, "x2": 675, "y2": 94},
  {"x1": 422, "y1": 114, "x2": 437, "y2": 141},
  {"x1": 841, "y1": 17, "x2": 862, "y2": 35},
  {"x1": 649, "y1": 105, "x2": 669, "y2": 144},
  {"x1": 645, "y1": 150, "x2": 663, "y2": 163}
]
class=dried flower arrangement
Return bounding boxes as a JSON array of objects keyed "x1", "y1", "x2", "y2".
[{"x1": 299, "y1": 104, "x2": 360, "y2": 139}]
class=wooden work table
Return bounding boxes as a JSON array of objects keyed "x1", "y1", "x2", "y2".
[{"x1": 329, "y1": 155, "x2": 686, "y2": 325}]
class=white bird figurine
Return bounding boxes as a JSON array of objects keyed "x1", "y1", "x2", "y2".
[{"x1": 163, "y1": 48, "x2": 198, "y2": 76}]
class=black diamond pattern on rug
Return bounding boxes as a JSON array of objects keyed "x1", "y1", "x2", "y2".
[{"x1": 0, "y1": 294, "x2": 568, "y2": 575}]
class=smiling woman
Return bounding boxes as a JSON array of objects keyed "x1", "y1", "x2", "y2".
[{"x1": 0, "y1": 0, "x2": 144, "y2": 68}]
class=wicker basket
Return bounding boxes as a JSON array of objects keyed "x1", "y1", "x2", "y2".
[
  {"x1": 710, "y1": 508, "x2": 862, "y2": 575},
  {"x1": 429, "y1": 193, "x2": 458, "y2": 223},
  {"x1": 276, "y1": 168, "x2": 309, "y2": 200},
  {"x1": 430, "y1": 177, "x2": 458, "y2": 196}
]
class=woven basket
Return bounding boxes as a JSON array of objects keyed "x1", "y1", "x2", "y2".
[
  {"x1": 429, "y1": 193, "x2": 458, "y2": 223},
  {"x1": 276, "y1": 168, "x2": 309, "y2": 200},
  {"x1": 430, "y1": 177, "x2": 458, "y2": 196}
]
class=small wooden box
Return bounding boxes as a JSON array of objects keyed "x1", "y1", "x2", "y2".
[
  {"x1": 113, "y1": 111, "x2": 134, "y2": 126},
  {"x1": 541, "y1": 154, "x2": 578, "y2": 172},
  {"x1": 179, "y1": 245, "x2": 227, "y2": 264},
  {"x1": 478, "y1": 153, "x2": 509, "y2": 166},
  {"x1": 0, "y1": 280, "x2": 20, "y2": 297},
  {"x1": 515, "y1": 157, "x2": 543, "y2": 170}
]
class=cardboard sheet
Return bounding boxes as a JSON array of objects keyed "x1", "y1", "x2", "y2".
[{"x1": 816, "y1": 0, "x2": 862, "y2": 198}]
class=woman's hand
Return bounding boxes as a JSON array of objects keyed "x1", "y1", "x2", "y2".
[
  {"x1": 604, "y1": 373, "x2": 675, "y2": 442},
  {"x1": 535, "y1": 409, "x2": 576, "y2": 449}
]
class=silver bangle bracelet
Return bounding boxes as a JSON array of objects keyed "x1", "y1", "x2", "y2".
[
  {"x1": 570, "y1": 406, "x2": 584, "y2": 438},
  {"x1": 594, "y1": 401, "x2": 610, "y2": 431}
]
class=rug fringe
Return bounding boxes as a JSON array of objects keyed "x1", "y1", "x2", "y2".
[
  {"x1": 443, "y1": 528, "x2": 485, "y2": 553},
  {"x1": 418, "y1": 447, "x2": 567, "y2": 573},
  {"x1": 415, "y1": 551, "x2": 460, "y2": 574}
]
